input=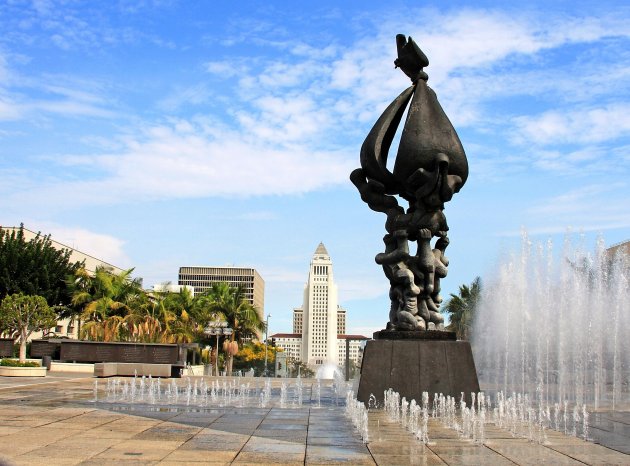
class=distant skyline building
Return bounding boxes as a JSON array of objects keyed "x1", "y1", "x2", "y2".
[
  {"x1": 293, "y1": 306, "x2": 346, "y2": 335},
  {"x1": 606, "y1": 240, "x2": 630, "y2": 260},
  {"x1": 292, "y1": 307, "x2": 303, "y2": 334},
  {"x1": 272, "y1": 243, "x2": 368, "y2": 370},
  {"x1": 337, "y1": 307, "x2": 346, "y2": 335},
  {"x1": 178, "y1": 265, "x2": 265, "y2": 317},
  {"x1": 301, "y1": 242, "x2": 338, "y2": 366},
  {"x1": 152, "y1": 283, "x2": 195, "y2": 296}
]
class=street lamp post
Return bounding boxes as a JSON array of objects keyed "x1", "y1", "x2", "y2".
[
  {"x1": 263, "y1": 314, "x2": 271, "y2": 377},
  {"x1": 204, "y1": 320, "x2": 232, "y2": 376}
]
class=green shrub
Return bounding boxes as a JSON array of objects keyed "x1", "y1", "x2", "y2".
[{"x1": 0, "y1": 359, "x2": 40, "y2": 367}]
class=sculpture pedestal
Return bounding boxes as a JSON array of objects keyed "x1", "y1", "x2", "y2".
[{"x1": 357, "y1": 331, "x2": 480, "y2": 406}]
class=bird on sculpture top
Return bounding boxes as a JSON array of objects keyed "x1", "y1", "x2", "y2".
[{"x1": 394, "y1": 34, "x2": 429, "y2": 83}]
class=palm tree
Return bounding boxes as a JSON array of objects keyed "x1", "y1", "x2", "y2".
[
  {"x1": 142, "y1": 287, "x2": 198, "y2": 343},
  {"x1": 163, "y1": 287, "x2": 199, "y2": 343},
  {"x1": 442, "y1": 277, "x2": 481, "y2": 340},
  {"x1": 190, "y1": 291, "x2": 220, "y2": 330},
  {"x1": 203, "y1": 282, "x2": 265, "y2": 375},
  {"x1": 67, "y1": 266, "x2": 145, "y2": 341}
]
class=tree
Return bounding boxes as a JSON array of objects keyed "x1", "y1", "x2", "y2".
[
  {"x1": 68, "y1": 266, "x2": 146, "y2": 341},
  {"x1": 190, "y1": 291, "x2": 221, "y2": 331},
  {"x1": 287, "y1": 357, "x2": 315, "y2": 378},
  {"x1": 203, "y1": 282, "x2": 265, "y2": 375},
  {"x1": 158, "y1": 287, "x2": 199, "y2": 343},
  {"x1": 0, "y1": 225, "x2": 83, "y2": 306},
  {"x1": 232, "y1": 342, "x2": 281, "y2": 375},
  {"x1": 129, "y1": 287, "x2": 198, "y2": 343},
  {"x1": 68, "y1": 268, "x2": 203, "y2": 344},
  {"x1": 441, "y1": 277, "x2": 482, "y2": 340},
  {"x1": 0, "y1": 294, "x2": 57, "y2": 361}
]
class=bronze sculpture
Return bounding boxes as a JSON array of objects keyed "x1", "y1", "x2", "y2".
[{"x1": 351, "y1": 34, "x2": 468, "y2": 331}]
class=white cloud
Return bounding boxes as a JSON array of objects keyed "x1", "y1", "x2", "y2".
[
  {"x1": 21, "y1": 221, "x2": 131, "y2": 267},
  {"x1": 1, "y1": 119, "x2": 356, "y2": 210},
  {"x1": 413, "y1": 12, "x2": 544, "y2": 81},
  {"x1": 4, "y1": 6, "x2": 630, "y2": 209},
  {"x1": 205, "y1": 61, "x2": 247, "y2": 78},
  {"x1": 513, "y1": 104, "x2": 630, "y2": 145},
  {"x1": 405, "y1": 10, "x2": 630, "y2": 79},
  {"x1": 157, "y1": 84, "x2": 213, "y2": 111},
  {"x1": 216, "y1": 8, "x2": 630, "y2": 147},
  {"x1": 0, "y1": 96, "x2": 23, "y2": 120},
  {"x1": 528, "y1": 183, "x2": 627, "y2": 214},
  {"x1": 31, "y1": 99, "x2": 116, "y2": 118},
  {"x1": 3, "y1": 2, "x2": 147, "y2": 51},
  {"x1": 496, "y1": 183, "x2": 630, "y2": 237},
  {"x1": 0, "y1": 56, "x2": 116, "y2": 121},
  {"x1": 0, "y1": 54, "x2": 10, "y2": 84}
]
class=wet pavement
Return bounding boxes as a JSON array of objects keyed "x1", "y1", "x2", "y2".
[
  {"x1": 588, "y1": 410, "x2": 630, "y2": 455},
  {"x1": 0, "y1": 374, "x2": 628, "y2": 465}
]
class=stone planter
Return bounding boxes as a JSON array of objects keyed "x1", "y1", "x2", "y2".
[{"x1": 0, "y1": 366, "x2": 47, "y2": 377}]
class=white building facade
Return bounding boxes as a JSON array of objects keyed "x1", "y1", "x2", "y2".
[
  {"x1": 271, "y1": 243, "x2": 368, "y2": 371},
  {"x1": 301, "y1": 243, "x2": 338, "y2": 367},
  {"x1": 271, "y1": 333, "x2": 302, "y2": 361},
  {"x1": 272, "y1": 333, "x2": 366, "y2": 370},
  {"x1": 152, "y1": 283, "x2": 195, "y2": 296}
]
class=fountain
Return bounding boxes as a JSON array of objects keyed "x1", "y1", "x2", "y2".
[
  {"x1": 315, "y1": 362, "x2": 343, "y2": 380},
  {"x1": 98, "y1": 375, "x2": 351, "y2": 409},
  {"x1": 377, "y1": 387, "x2": 590, "y2": 445},
  {"x1": 473, "y1": 234, "x2": 630, "y2": 409}
]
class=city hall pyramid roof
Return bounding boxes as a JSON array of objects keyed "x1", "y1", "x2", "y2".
[{"x1": 314, "y1": 242, "x2": 329, "y2": 256}]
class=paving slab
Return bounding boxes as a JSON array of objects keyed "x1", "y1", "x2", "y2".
[
  {"x1": 162, "y1": 448, "x2": 238, "y2": 462},
  {"x1": 0, "y1": 375, "x2": 628, "y2": 465},
  {"x1": 232, "y1": 451, "x2": 305, "y2": 464}
]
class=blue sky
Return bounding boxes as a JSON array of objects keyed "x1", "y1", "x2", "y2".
[{"x1": 1, "y1": 0, "x2": 629, "y2": 337}]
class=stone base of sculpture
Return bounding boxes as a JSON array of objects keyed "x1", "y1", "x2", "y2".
[
  {"x1": 373, "y1": 329, "x2": 456, "y2": 340},
  {"x1": 357, "y1": 333, "x2": 480, "y2": 407}
]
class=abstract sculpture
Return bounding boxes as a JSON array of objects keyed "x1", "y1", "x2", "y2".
[{"x1": 351, "y1": 34, "x2": 468, "y2": 331}]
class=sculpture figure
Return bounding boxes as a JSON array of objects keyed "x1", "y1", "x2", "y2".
[{"x1": 351, "y1": 34, "x2": 468, "y2": 331}]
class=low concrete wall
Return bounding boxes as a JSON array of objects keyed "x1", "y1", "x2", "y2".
[
  {"x1": 184, "y1": 365, "x2": 205, "y2": 376},
  {"x1": 50, "y1": 362, "x2": 94, "y2": 373},
  {"x1": 94, "y1": 363, "x2": 117, "y2": 377},
  {"x1": 94, "y1": 362, "x2": 172, "y2": 378},
  {"x1": 0, "y1": 366, "x2": 47, "y2": 377}
]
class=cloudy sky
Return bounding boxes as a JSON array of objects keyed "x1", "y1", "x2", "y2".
[{"x1": 1, "y1": 0, "x2": 629, "y2": 336}]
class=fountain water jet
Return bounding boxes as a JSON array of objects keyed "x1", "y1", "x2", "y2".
[
  {"x1": 473, "y1": 233, "x2": 630, "y2": 408},
  {"x1": 316, "y1": 363, "x2": 343, "y2": 380}
]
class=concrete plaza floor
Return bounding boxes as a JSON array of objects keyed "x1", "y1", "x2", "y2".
[{"x1": 0, "y1": 374, "x2": 628, "y2": 465}]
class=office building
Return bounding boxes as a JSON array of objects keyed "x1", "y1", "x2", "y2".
[
  {"x1": 272, "y1": 243, "x2": 367, "y2": 370},
  {"x1": 293, "y1": 306, "x2": 346, "y2": 335},
  {"x1": 178, "y1": 265, "x2": 265, "y2": 317}
]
